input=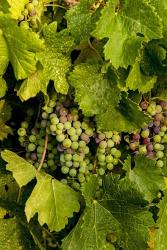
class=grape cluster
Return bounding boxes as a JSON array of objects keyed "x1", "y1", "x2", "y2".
[
  {"x1": 18, "y1": 0, "x2": 39, "y2": 29},
  {"x1": 127, "y1": 100, "x2": 167, "y2": 167},
  {"x1": 17, "y1": 93, "x2": 122, "y2": 191}
]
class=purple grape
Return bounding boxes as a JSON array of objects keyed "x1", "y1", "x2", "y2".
[
  {"x1": 59, "y1": 116, "x2": 67, "y2": 123},
  {"x1": 60, "y1": 107, "x2": 68, "y2": 116},
  {"x1": 154, "y1": 120, "x2": 160, "y2": 127},
  {"x1": 132, "y1": 133, "x2": 140, "y2": 141},
  {"x1": 160, "y1": 101, "x2": 167, "y2": 109},
  {"x1": 66, "y1": 148, "x2": 74, "y2": 154},
  {"x1": 147, "y1": 143, "x2": 153, "y2": 152},
  {"x1": 57, "y1": 144, "x2": 64, "y2": 152},
  {"x1": 67, "y1": 114, "x2": 73, "y2": 122},
  {"x1": 154, "y1": 126, "x2": 160, "y2": 134},
  {"x1": 148, "y1": 121, "x2": 154, "y2": 127},
  {"x1": 154, "y1": 114, "x2": 163, "y2": 121},
  {"x1": 143, "y1": 138, "x2": 150, "y2": 144},
  {"x1": 81, "y1": 133, "x2": 90, "y2": 144},
  {"x1": 98, "y1": 133, "x2": 106, "y2": 141},
  {"x1": 31, "y1": 153, "x2": 37, "y2": 161},
  {"x1": 147, "y1": 151, "x2": 154, "y2": 159},
  {"x1": 95, "y1": 138, "x2": 100, "y2": 144},
  {"x1": 140, "y1": 101, "x2": 148, "y2": 110}
]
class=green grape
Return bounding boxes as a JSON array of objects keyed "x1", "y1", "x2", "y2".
[
  {"x1": 42, "y1": 163, "x2": 48, "y2": 169},
  {"x1": 153, "y1": 135, "x2": 161, "y2": 143},
  {"x1": 80, "y1": 161, "x2": 87, "y2": 168},
  {"x1": 79, "y1": 140, "x2": 86, "y2": 148},
  {"x1": 48, "y1": 153, "x2": 54, "y2": 159},
  {"x1": 60, "y1": 154, "x2": 65, "y2": 163},
  {"x1": 61, "y1": 179, "x2": 68, "y2": 185},
  {"x1": 83, "y1": 146, "x2": 89, "y2": 154},
  {"x1": 155, "y1": 105, "x2": 162, "y2": 113},
  {"x1": 52, "y1": 148, "x2": 57, "y2": 155},
  {"x1": 107, "y1": 139, "x2": 114, "y2": 148},
  {"x1": 141, "y1": 130, "x2": 149, "y2": 138},
  {"x1": 88, "y1": 163, "x2": 93, "y2": 170},
  {"x1": 42, "y1": 112, "x2": 49, "y2": 119},
  {"x1": 161, "y1": 126, "x2": 167, "y2": 132},
  {"x1": 156, "y1": 151, "x2": 164, "y2": 159},
  {"x1": 99, "y1": 140, "x2": 107, "y2": 149},
  {"x1": 56, "y1": 129, "x2": 63, "y2": 135},
  {"x1": 72, "y1": 182, "x2": 80, "y2": 190},
  {"x1": 99, "y1": 161, "x2": 106, "y2": 166},
  {"x1": 18, "y1": 128, "x2": 26, "y2": 136},
  {"x1": 27, "y1": 143, "x2": 36, "y2": 152},
  {"x1": 81, "y1": 122, "x2": 88, "y2": 130},
  {"x1": 63, "y1": 138, "x2": 72, "y2": 148},
  {"x1": 37, "y1": 146, "x2": 43, "y2": 154},
  {"x1": 98, "y1": 168, "x2": 105, "y2": 176},
  {"x1": 115, "y1": 150, "x2": 121, "y2": 158},
  {"x1": 32, "y1": 0, "x2": 39, "y2": 7},
  {"x1": 64, "y1": 121, "x2": 71, "y2": 130},
  {"x1": 76, "y1": 128, "x2": 82, "y2": 136},
  {"x1": 50, "y1": 124, "x2": 57, "y2": 132},
  {"x1": 104, "y1": 131, "x2": 113, "y2": 139},
  {"x1": 19, "y1": 137, "x2": 25, "y2": 143},
  {"x1": 85, "y1": 128, "x2": 94, "y2": 136},
  {"x1": 48, "y1": 159, "x2": 55, "y2": 167},
  {"x1": 26, "y1": 3, "x2": 35, "y2": 12},
  {"x1": 30, "y1": 17, "x2": 37, "y2": 26},
  {"x1": 48, "y1": 100, "x2": 56, "y2": 108},
  {"x1": 21, "y1": 121, "x2": 29, "y2": 129},
  {"x1": 66, "y1": 161, "x2": 73, "y2": 167},
  {"x1": 29, "y1": 135, "x2": 36, "y2": 143},
  {"x1": 97, "y1": 154, "x2": 105, "y2": 162},
  {"x1": 71, "y1": 142, "x2": 79, "y2": 150},
  {"x1": 112, "y1": 134, "x2": 120, "y2": 143},
  {"x1": 106, "y1": 155, "x2": 113, "y2": 163},
  {"x1": 56, "y1": 134, "x2": 65, "y2": 142},
  {"x1": 110, "y1": 148, "x2": 117, "y2": 155},
  {"x1": 57, "y1": 123, "x2": 64, "y2": 130},
  {"x1": 73, "y1": 154, "x2": 80, "y2": 162},
  {"x1": 113, "y1": 158, "x2": 119, "y2": 165},
  {"x1": 69, "y1": 168, "x2": 77, "y2": 177},
  {"x1": 73, "y1": 162, "x2": 80, "y2": 168},
  {"x1": 163, "y1": 134, "x2": 167, "y2": 142},
  {"x1": 159, "y1": 132, "x2": 165, "y2": 137},
  {"x1": 64, "y1": 154, "x2": 72, "y2": 161},
  {"x1": 50, "y1": 116, "x2": 59, "y2": 125},
  {"x1": 38, "y1": 139, "x2": 45, "y2": 146},
  {"x1": 78, "y1": 173, "x2": 85, "y2": 183},
  {"x1": 154, "y1": 143, "x2": 161, "y2": 151},
  {"x1": 61, "y1": 166, "x2": 69, "y2": 174},
  {"x1": 79, "y1": 166, "x2": 86, "y2": 174},
  {"x1": 139, "y1": 145, "x2": 147, "y2": 154},
  {"x1": 107, "y1": 163, "x2": 114, "y2": 170},
  {"x1": 22, "y1": 9, "x2": 29, "y2": 16},
  {"x1": 39, "y1": 129, "x2": 46, "y2": 137},
  {"x1": 73, "y1": 121, "x2": 81, "y2": 128},
  {"x1": 156, "y1": 160, "x2": 164, "y2": 168},
  {"x1": 67, "y1": 127, "x2": 76, "y2": 136},
  {"x1": 97, "y1": 148, "x2": 105, "y2": 154},
  {"x1": 37, "y1": 153, "x2": 42, "y2": 159},
  {"x1": 18, "y1": 14, "x2": 25, "y2": 21},
  {"x1": 48, "y1": 143, "x2": 53, "y2": 150}
]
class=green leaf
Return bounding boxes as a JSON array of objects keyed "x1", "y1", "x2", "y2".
[
  {"x1": 0, "y1": 121, "x2": 12, "y2": 140},
  {"x1": 66, "y1": 0, "x2": 98, "y2": 42},
  {"x1": 18, "y1": 22, "x2": 74, "y2": 100},
  {"x1": 0, "y1": 1, "x2": 10, "y2": 13},
  {"x1": 101, "y1": 175, "x2": 154, "y2": 250},
  {"x1": 96, "y1": 96, "x2": 150, "y2": 132},
  {"x1": 25, "y1": 172, "x2": 80, "y2": 232},
  {"x1": 0, "y1": 29, "x2": 9, "y2": 76},
  {"x1": 0, "y1": 78, "x2": 7, "y2": 98},
  {"x1": 123, "y1": 156, "x2": 165, "y2": 202},
  {"x1": 1, "y1": 150, "x2": 36, "y2": 188},
  {"x1": 0, "y1": 100, "x2": 12, "y2": 140},
  {"x1": 92, "y1": 0, "x2": 163, "y2": 68},
  {"x1": 126, "y1": 59, "x2": 157, "y2": 93},
  {"x1": 0, "y1": 16, "x2": 43, "y2": 80},
  {"x1": 81, "y1": 175, "x2": 99, "y2": 206},
  {"x1": 7, "y1": 0, "x2": 29, "y2": 19},
  {"x1": 69, "y1": 63, "x2": 121, "y2": 116},
  {"x1": 154, "y1": 192, "x2": 167, "y2": 250},
  {"x1": 0, "y1": 217, "x2": 37, "y2": 250}
]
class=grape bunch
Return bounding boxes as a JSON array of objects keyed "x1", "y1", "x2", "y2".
[
  {"x1": 17, "y1": 93, "x2": 122, "y2": 191},
  {"x1": 95, "y1": 131, "x2": 121, "y2": 175},
  {"x1": 18, "y1": 0, "x2": 39, "y2": 29},
  {"x1": 127, "y1": 100, "x2": 167, "y2": 167}
]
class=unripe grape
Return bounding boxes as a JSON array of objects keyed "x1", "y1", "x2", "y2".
[
  {"x1": 67, "y1": 127, "x2": 76, "y2": 136},
  {"x1": 155, "y1": 105, "x2": 162, "y2": 114},
  {"x1": 66, "y1": 161, "x2": 73, "y2": 167},
  {"x1": 56, "y1": 134, "x2": 65, "y2": 142},
  {"x1": 22, "y1": 9, "x2": 29, "y2": 16},
  {"x1": 71, "y1": 141, "x2": 79, "y2": 150},
  {"x1": 106, "y1": 155, "x2": 113, "y2": 163},
  {"x1": 113, "y1": 158, "x2": 119, "y2": 165},
  {"x1": 112, "y1": 134, "x2": 121, "y2": 144},
  {"x1": 27, "y1": 143, "x2": 36, "y2": 152},
  {"x1": 57, "y1": 123, "x2": 64, "y2": 130},
  {"x1": 70, "y1": 134, "x2": 79, "y2": 142},
  {"x1": 69, "y1": 168, "x2": 77, "y2": 177},
  {"x1": 163, "y1": 134, "x2": 167, "y2": 142},
  {"x1": 156, "y1": 151, "x2": 164, "y2": 159},
  {"x1": 153, "y1": 135, "x2": 161, "y2": 143},
  {"x1": 65, "y1": 154, "x2": 72, "y2": 161},
  {"x1": 26, "y1": 3, "x2": 35, "y2": 12},
  {"x1": 20, "y1": 21, "x2": 29, "y2": 29},
  {"x1": 161, "y1": 126, "x2": 167, "y2": 132},
  {"x1": 61, "y1": 166, "x2": 69, "y2": 174},
  {"x1": 64, "y1": 121, "x2": 71, "y2": 130},
  {"x1": 63, "y1": 138, "x2": 72, "y2": 148},
  {"x1": 115, "y1": 150, "x2": 121, "y2": 158},
  {"x1": 32, "y1": 0, "x2": 39, "y2": 6},
  {"x1": 29, "y1": 134, "x2": 36, "y2": 143},
  {"x1": 139, "y1": 145, "x2": 147, "y2": 155},
  {"x1": 97, "y1": 154, "x2": 105, "y2": 162},
  {"x1": 98, "y1": 168, "x2": 105, "y2": 176},
  {"x1": 141, "y1": 129, "x2": 149, "y2": 138},
  {"x1": 107, "y1": 163, "x2": 114, "y2": 170},
  {"x1": 157, "y1": 160, "x2": 164, "y2": 168},
  {"x1": 104, "y1": 131, "x2": 113, "y2": 139},
  {"x1": 18, "y1": 128, "x2": 26, "y2": 136},
  {"x1": 153, "y1": 143, "x2": 161, "y2": 151},
  {"x1": 99, "y1": 140, "x2": 107, "y2": 149},
  {"x1": 110, "y1": 148, "x2": 117, "y2": 155}
]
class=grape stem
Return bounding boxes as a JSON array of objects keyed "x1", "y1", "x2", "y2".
[{"x1": 38, "y1": 133, "x2": 48, "y2": 172}]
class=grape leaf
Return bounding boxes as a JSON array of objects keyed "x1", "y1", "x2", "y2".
[
  {"x1": 96, "y1": 96, "x2": 150, "y2": 132},
  {"x1": 0, "y1": 217, "x2": 37, "y2": 250},
  {"x1": 92, "y1": 0, "x2": 163, "y2": 68},
  {"x1": 1, "y1": 150, "x2": 36, "y2": 188},
  {"x1": 18, "y1": 22, "x2": 74, "y2": 100},
  {"x1": 0, "y1": 16, "x2": 43, "y2": 80},
  {"x1": 0, "y1": 100, "x2": 12, "y2": 140},
  {"x1": 154, "y1": 192, "x2": 167, "y2": 250},
  {"x1": 0, "y1": 1, "x2": 10, "y2": 14},
  {"x1": 101, "y1": 175, "x2": 154, "y2": 250},
  {"x1": 69, "y1": 63, "x2": 121, "y2": 116},
  {"x1": 126, "y1": 59, "x2": 157, "y2": 93},
  {"x1": 25, "y1": 172, "x2": 80, "y2": 232},
  {"x1": 7, "y1": 0, "x2": 29, "y2": 19},
  {"x1": 66, "y1": 0, "x2": 98, "y2": 42},
  {"x1": 0, "y1": 78, "x2": 7, "y2": 98},
  {"x1": 123, "y1": 156, "x2": 165, "y2": 202},
  {"x1": 81, "y1": 175, "x2": 99, "y2": 206},
  {"x1": 0, "y1": 29, "x2": 9, "y2": 76}
]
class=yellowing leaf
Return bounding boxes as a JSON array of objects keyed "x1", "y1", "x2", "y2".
[{"x1": 25, "y1": 172, "x2": 80, "y2": 232}]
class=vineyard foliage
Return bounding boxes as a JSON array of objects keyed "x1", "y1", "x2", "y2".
[{"x1": 0, "y1": 0, "x2": 167, "y2": 249}]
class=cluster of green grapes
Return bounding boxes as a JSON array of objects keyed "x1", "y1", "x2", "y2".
[
  {"x1": 127, "y1": 100, "x2": 167, "y2": 167},
  {"x1": 18, "y1": 0, "x2": 39, "y2": 29},
  {"x1": 17, "y1": 93, "x2": 122, "y2": 190}
]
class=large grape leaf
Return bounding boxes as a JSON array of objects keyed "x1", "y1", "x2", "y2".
[
  {"x1": 126, "y1": 59, "x2": 157, "y2": 93},
  {"x1": 69, "y1": 63, "x2": 121, "y2": 116},
  {"x1": 25, "y1": 172, "x2": 80, "y2": 232},
  {"x1": 1, "y1": 150, "x2": 36, "y2": 188},
  {"x1": 0, "y1": 78, "x2": 7, "y2": 98},
  {"x1": 154, "y1": 192, "x2": 167, "y2": 250},
  {"x1": 101, "y1": 175, "x2": 154, "y2": 250},
  {"x1": 18, "y1": 22, "x2": 74, "y2": 100},
  {"x1": 0, "y1": 29, "x2": 9, "y2": 76},
  {"x1": 92, "y1": 0, "x2": 163, "y2": 69},
  {"x1": 96, "y1": 96, "x2": 150, "y2": 132},
  {"x1": 0, "y1": 217, "x2": 37, "y2": 250},
  {"x1": 123, "y1": 156, "x2": 165, "y2": 202},
  {"x1": 66, "y1": 0, "x2": 98, "y2": 42},
  {"x1": 63, "y1": 175, "x2": 154, "y2": 250},
  {"x1": 0, "y1": 16, "x2": 43, "y2": 80},
  {"x1": 8, "y1": 0, "x2": 29, "y2": 19},
  {"x1": 0, "y1": 100, "x2": 12, "y2": 140}
]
